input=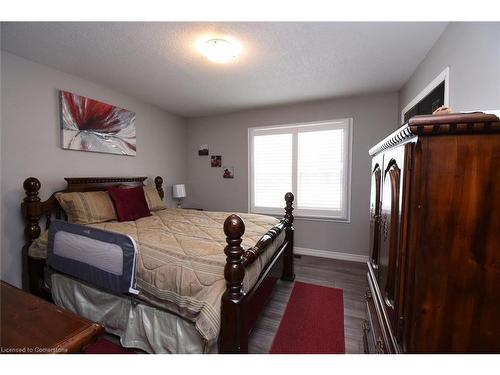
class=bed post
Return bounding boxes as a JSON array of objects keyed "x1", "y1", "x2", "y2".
[
  {"x1": 154, "y1": 176, "x2": 164, "y2": 200},
  {"x1": 21, "y1": 177, "x2": 42, "y2": 292},
  {"x1": 282, "y1": 192, "x2": 295, "y2": 281},
  {"x1": 219, "y1": 214, "x2": 247, "y2": 353}
]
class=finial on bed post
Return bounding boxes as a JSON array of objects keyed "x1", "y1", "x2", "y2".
[
  {"x1": 154, "y1": 176, "x2": 164, "y2": 200},
  {"x1": 282, "y1": 192, "x2": 296, "y2": 281},
  {"x1": 219, "y1": 214, "x2": 247, "y2": 353},
  {"x1": 21, "y1": 177, "x2": 42, "y2": 292},
  {"x1": 284, "y1": 192, "x2": 295, "y2": 225},
  {"x1": 22, "y1": 177, "x2": 42, "y2": 243},
  {"x1": 223, "y1": 214, "x2": 245, "y2": 299}
]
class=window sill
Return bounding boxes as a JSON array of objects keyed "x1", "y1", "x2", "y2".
[
  {"x1": 294, "y1": 215, "x2": 351, "y2": 223},
  {"x1": 250, "y1": 210, "x2": 350, "y2": 223}
]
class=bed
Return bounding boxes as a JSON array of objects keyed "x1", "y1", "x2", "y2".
[{"x1": 21, "y1": 176, "x2": 295, "y2": 353}]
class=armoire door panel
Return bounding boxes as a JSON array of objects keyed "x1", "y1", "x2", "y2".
[
  {"x1": 383, "y1": 159, "x2": 401, "y2": 307},
  {"x1": 378, "y1": 145, "x2": 407, "y2": 333},
  {"x1": 369, "y1": 154, "x2": 383, "y2": 274}
]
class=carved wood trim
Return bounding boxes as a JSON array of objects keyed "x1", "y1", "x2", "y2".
[
  {"x1": 222, "y1": 214, "x2": 246, "y2": 301},
  {"x1": 282, "y1": 192, "x2": 295, "y2": 281},
  {"x1": 369, "y1": 125, "x2": 415, "y2": 156},
  {"x1": 384, "y1": 160, "x2": 401, "y2": 307},
  {"x1": 241, "y1": 221, "x2": 286, "y2": 267},
  {"x1": 407, "y1": 112, "x2": 499, "y2": 127},
  {"x1": 219, "y1": 214, "x2": 246, "y2": 353},
  {"x1": 64, "y1": 176, "x2": 147, "y2": 184},
  {"x1": 369, "y1": 112, "x2": 500, "y2": 156},
  {"x1": 284, "y1": 192, "x2": 295, "y2": 226},
  {"x1": 409, "y1": 121, "x2": 500, "y2": 136},
  {"x1": 22, "y1": 177, "x2": 42, "y2": 244},
  {"x1": 154, "y1": 176, "x2": 164, "y2": 200},
  {"x1": 370, "y1": 164, "x2": 382, "y2": 267},
  {"x1": 64, "y1": 176, "x2": 148, "y2": 193}
]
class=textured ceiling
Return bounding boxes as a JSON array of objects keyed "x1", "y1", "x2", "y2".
[{"x1": 1, "y1": 22, "x2": 447, "y2": 117}]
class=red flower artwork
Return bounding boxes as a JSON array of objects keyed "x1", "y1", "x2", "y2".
[{"x1": 61, "y1": 91, "x2": 136, "y2": 155}]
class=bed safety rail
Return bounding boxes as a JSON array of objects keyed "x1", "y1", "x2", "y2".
[{"x1": 47, "y1": 220, "x2": 139, "y2": 295}]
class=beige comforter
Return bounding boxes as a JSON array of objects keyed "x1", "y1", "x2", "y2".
[{"x1": 29, "y1": 208, "x2": 284, "y2": 343}]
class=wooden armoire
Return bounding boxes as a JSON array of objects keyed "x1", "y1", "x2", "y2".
[{"x1": 363, "y1": 112, "x2": 500, "y2": 353}]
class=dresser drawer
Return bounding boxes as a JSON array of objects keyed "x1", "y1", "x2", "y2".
[
  {"x1": 365, "y1": 268, "x2": 400, "y2": 353},
  {"x1": 364, "y1": 280, "x2": 387, "y2": 353}
]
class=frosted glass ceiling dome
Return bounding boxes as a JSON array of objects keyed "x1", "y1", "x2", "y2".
[{"x1": 197, "y1": 38, "x2": 241, "y2": 64}]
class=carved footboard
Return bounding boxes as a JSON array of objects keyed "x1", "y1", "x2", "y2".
[{"x1": 219, "y1": 193, "x2": 295, "y2": 353}]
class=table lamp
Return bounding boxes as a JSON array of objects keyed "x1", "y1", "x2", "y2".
[{"x1": 172, "y1": 184, "x2": 187, "y2": 208}]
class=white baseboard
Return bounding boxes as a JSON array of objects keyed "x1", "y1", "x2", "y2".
[{"x1": 294, "y1": 247, "x2": 369, "y2": 263}]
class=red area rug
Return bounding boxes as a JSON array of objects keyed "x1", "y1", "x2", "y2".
[
  {"x1": 85, "y1": 338, "x2": 135, "y2": 354},
  {"x1": 270, "y1": 281, "x2": 345, "y2": 354}
]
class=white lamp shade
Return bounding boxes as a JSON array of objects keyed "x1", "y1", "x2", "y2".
[{"x1": 172, "y1": 184, "x2": 187, "y2": 199}]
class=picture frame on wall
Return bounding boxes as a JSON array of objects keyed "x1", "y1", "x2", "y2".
[
  {"x1": 223, "y1": 166, "x2": 234, "y2": 179},
  {"x1": 198, "y1": 144, "x2": 209, "y2": 156},
  {"x1": 60, "y1": 90, "x2": 136, "y2": 156},
  {"x1": 211, "y1": 155, "x2": 222, "y2": 167}
]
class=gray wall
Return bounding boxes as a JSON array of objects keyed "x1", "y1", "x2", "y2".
[
  {"x1": 1, "y1": 52, "x2": 188, "y2": 288},
  {"x1": 399, "y1": 22, "x2": 500, "y2": 117},
  {"x1": 0, "y1": 29, "x2": 3, "y2": 286},
  {"x1": 186, "y1": 93, "x2": 398, "y2": 257}
]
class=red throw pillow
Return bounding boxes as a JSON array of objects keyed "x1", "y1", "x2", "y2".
[{"x1": 108, "y1": 186, "x2": 151, "y2": 222}]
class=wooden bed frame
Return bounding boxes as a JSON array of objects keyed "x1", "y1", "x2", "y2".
[{"x1": 21, "y1": 176, "x2": 295, "y2": 353}]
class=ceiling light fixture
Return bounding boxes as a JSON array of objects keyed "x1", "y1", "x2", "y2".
[{"x1": 197, "y1": 38, "x2": 241, "y2": 64}]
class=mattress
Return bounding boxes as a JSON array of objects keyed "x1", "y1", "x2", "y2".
[{"x1": 29, "y1": 208, "x2": 285, "y2": 343}]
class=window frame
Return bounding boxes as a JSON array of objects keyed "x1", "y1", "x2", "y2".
[
  {"x1": 401, "y1": 66, "x2": 450, "y2": 125},
  {"x1": 248, "y1": 118, "x2": 353, "y2": 222}
]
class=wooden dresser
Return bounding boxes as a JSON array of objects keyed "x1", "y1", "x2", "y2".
[
  {"x1": 363, "y1": 112, "x2": 500, "y2": 353},
  {"x1": 0, "y1": 281, "x2": 104, "y2": 353}
]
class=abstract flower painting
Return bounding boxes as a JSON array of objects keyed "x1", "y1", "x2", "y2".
[{"x1": 60, "y1": 90, "x2": 136, "y2": 156}]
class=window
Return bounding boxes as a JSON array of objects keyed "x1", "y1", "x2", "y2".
[
  {"x1": 249, "y1": 119, "x2": 352, "y2": 221},
  {"x1": 403, "y1": 81, "x2": 445, "y2": 123},
  {"x1": 401, "y1": 66, "x2": 449, "y2": 124}
]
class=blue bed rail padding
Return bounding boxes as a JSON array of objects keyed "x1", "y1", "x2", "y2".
[{"x1": 47, "y1": 220, "x2": 139, "y2": 295}]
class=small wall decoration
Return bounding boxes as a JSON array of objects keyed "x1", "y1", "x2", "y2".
[
  {"x1": 223, "y1": 166, "x2": 234, "y2": 179},
  {"x1": 211, "y1": 155, "x2": 222, "y2": 167},
  {"x1": 60, "y1": 90, "x2": 136, "y2": 156},
  {"x1": 198, "y1": 144, "x2": 209, "y2": 156}
]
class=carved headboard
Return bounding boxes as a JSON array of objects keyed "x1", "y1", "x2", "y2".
[
  {"x1": 21, "y1": 176, "x2": 164, "y2": 245},
  {"x1": 20, "y1": 176, "x2": 164, "y2": 294}
]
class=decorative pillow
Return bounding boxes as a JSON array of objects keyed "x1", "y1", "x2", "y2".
[
  {"x1": 55, "y1": 191, "x2": 117, "y2": 224},
  {"x1": 143, "y1": 186, "x2": 166, "y2": 211},
  {"x1": 108, "y1": 186, "x2": 151, "y2": 222}
]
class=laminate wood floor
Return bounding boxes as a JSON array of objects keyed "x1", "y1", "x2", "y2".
[{"x1": 248, "y1": 255, "x2": 367, "y2": 354}]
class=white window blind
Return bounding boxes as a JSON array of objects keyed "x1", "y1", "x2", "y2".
[
  {"x1": 253, "y1": 133, "x2": 293, "y2": 208},
  {"x1": 249, "y1": 119, "x2": 351, "y2": 220}
]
